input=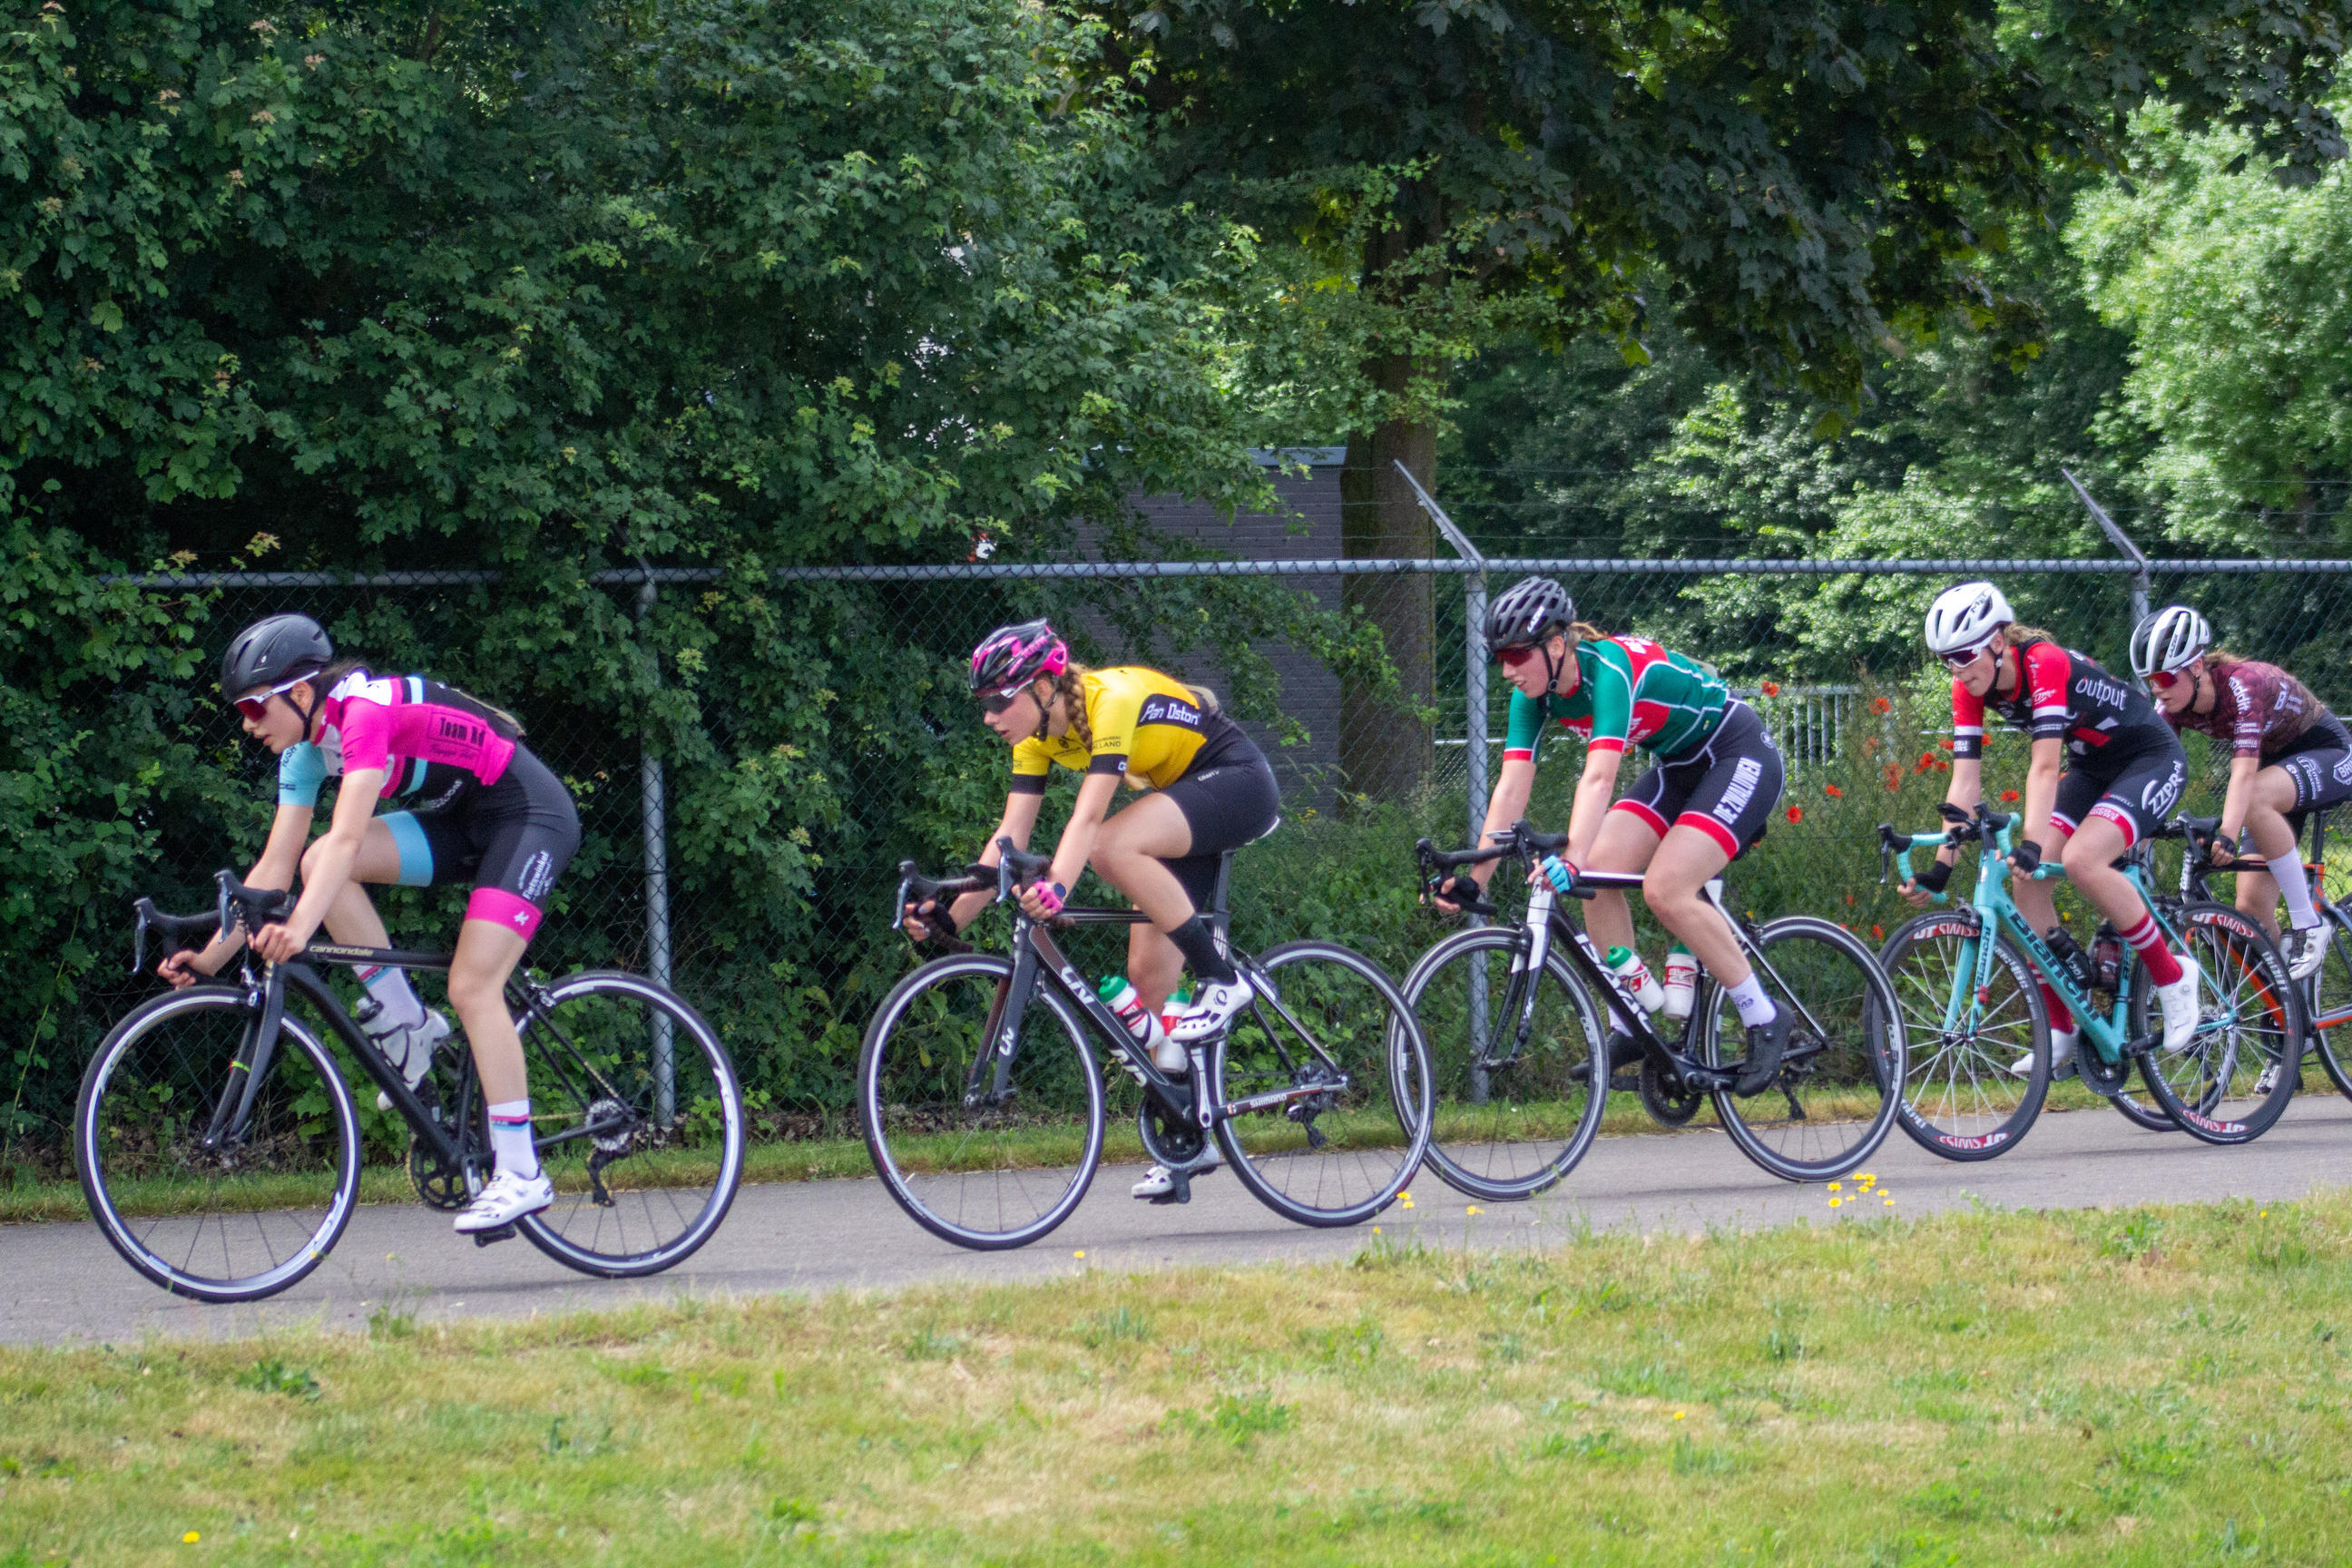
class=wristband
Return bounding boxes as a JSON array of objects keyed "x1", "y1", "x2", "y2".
[
  {"x1": 1913, "y1": 858, "x2": 1952, "y2": 894},
  {"x1": 1032, "y1": 881, "x2": 1067, "y2": 916},
  {"x1": 1537, "y1": 854, "x2": 1578, "y2": 895},
  {"x1": 2010, "y1": 838, "x2": 2042, "y2": 875}
]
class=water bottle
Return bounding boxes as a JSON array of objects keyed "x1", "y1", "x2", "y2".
[
  {"x1": 1661, "y1": 943, "x2": 1699, "y2": 1021},
  {"x1": 2043, "y1": 926, "x2": 2092, "y2": 994},
  {"x1": 2091, "y1": 924, "x2": 2122, "y2": 992},
  {"x1": 1602, "y1": 946, "x2": 1664, "y2": 1014},
  {"x1": 1101, "y1": 975, "x2": 1181, "y2": 1076}
]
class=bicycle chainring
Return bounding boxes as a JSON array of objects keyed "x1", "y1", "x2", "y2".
[
  {"x1": 408, "y1": 1132, "x2": 472, "y2": 1211},
  {"x1": 1137, "y1": 1099, "x2": 1208, "y2": 1169},
  {"x1": 2075, "y1": 1040, "x2": 2134, "y2": 1097},
  {"x1": 1638, "y1": 1054, "x2": 1703, "y2": 1126}
]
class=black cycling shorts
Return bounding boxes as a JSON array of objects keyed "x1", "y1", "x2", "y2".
[
  {"x1": 2049, "y1": 731, "x2": 2188, "y2": 849},
  {"x1": 1610, "y1": 700, "x2": 1783, "y2": 860},
  {"x1": 1157, "y1": 741, "x2": 1281, "y2": 914},
  {"x1": 2268, "y1": 712, "x2": 2352, "y2": 843},
  {"x1": 377, "y1": 745, "x2": 582, "y2": 943}
]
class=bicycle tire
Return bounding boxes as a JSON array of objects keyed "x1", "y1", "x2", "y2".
[
  {"x1": 2128, "y1": 903, "x2": 2301, "y2": 1146},
  {"x1": 1879, "y1": 911, "x2": 2049, "y2": 1161},
  {"x1": 511, "y1": 971, "x2": 746, "y2": 1278},
  {"x1": 858, "y1": 951, "x2": 1103, "y2": 1250},
  {"x1": 1213, "y1": 939, "x2": 1433, "y2": 1227},
  {"x1": 76, "y1": 985, "x2": 362, "y2": 1304},
  {"x1": 2300, "y1": 902, "x2": 2352, "y2": 1102},
  {"x1": 1701, "y1": 916, "x2": 1904, "y2": 1181},
  {"x1": 1396, "y1": 923, "x2": 1609, "y2": 1201}
]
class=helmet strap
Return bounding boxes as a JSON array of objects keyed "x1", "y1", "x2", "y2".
[
  {"x1": 1030, "y1": 678, "x2": 1054, "y2": 743},
  {"x1": 1542, "y1": 635, "x2": 1567, "y2": 700}
]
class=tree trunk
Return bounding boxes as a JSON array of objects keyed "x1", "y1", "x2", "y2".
[{"x1": 1338, "y1": 355, "x2": 1439, "y2": 803}]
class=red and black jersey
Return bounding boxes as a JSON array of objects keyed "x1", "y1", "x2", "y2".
[{"x1": 1952, "y1": 641, "x2": 2170, "y2": 764}]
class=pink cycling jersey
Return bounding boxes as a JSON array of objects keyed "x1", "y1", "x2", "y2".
[{"x1": 315, "y1": 671, "x2": 518, "y2": 801}]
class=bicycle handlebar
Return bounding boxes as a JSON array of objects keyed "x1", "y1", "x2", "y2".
[
  {"x1": 1413, "y1": 819, "x2": 1590, "y2": 915},
  {"x1": 130, "y1": 872, "x2": 296, "y2": 977}
]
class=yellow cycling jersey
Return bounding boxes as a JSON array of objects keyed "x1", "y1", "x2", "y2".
[{"x1": 1009, "y1": 667, "x2": 1230, "y2": 792}]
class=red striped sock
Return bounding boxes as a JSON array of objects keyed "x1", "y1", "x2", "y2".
[
  {"x1": 2121, "y1": 914, "x2": 2182, "y2": 987},
  {"x1": 2036, "y1": 983, "x2": 2075, "y2": 1034}
]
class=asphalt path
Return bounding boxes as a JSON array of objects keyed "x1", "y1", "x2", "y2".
[{"x1": 6, "y1": 1096, "x2": 2349, "y2": 1348}]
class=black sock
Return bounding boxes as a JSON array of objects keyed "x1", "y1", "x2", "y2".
[{"x1": 1165, "y1": 916, "x2": 1237, "y2": 985}]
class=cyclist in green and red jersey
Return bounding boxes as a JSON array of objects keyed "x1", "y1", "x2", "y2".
[{"x1": 1430, "y1": 577, "x2": 1790, "y2": 1093}]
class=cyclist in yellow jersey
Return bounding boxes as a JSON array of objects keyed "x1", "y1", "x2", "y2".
[{"x1": 901, "y1": 621, "x2": 1280, "y2": 1197}]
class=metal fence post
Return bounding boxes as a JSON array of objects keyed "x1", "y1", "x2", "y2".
[
  {"x1": 635, "y1": 574, "x2": 676, "y2": 1128},
  {"x1": 2064, "y1": 469, "x2": 2152, "y2": 682}
]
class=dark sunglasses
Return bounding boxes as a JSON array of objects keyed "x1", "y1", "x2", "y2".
[
  {"x1": 232, "y1": 676, "x2": 306, "y2": 721},
  {"x1": 977, "y1": 686, "x2": 1030, "y2": 716},
  {"x1": 1494, "y1": 644, "x2": 1543, "y2": 670}
]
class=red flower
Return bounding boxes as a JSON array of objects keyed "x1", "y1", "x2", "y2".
[
  {"x1": 1885, "y1": 764, "x2": 1903, "y2": 790},
  {"x1": 1939, "y1": 739, "x2": 1955, "y2": 750},
  {"x1": 1871, "y1": 696, "x2": 1893, "y2": 715},
  {"x1": 1846, "y1": 893, "x2": 1856, "y2": 905},
  {"x1": 1871, "y1": 924, "x2": 1885, "y2": 940},
  {"x1": 1863, "y1": 736, "x2": 1882, "y2": 756},
  {"x1": 2001, "y1": 789, "x2": 2021, "y2": 803},
  {"x1": 1914, "y1": 755, "x2": 1938, "y2": 774},
  {"x1": 1824, "y1": 784, "x2": 1844, "y2": 798},
  {"x1": 1787, "y1": 806, "x2": 1804, "y2": 824},
  {"x1": 1761, "y1": 681, "x2": 1781, "y2": 697}
]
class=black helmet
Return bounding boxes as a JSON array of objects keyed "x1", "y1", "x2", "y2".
[
  {"x1": 220, "y1": 612, "x2": 333, "y2": 699},
  {"x1": 968, "y1": 619, "x2": 1069, "y2": 694},
  {"x1": 1484, "y1": 576, "x2": 1575, "y2": 654}
]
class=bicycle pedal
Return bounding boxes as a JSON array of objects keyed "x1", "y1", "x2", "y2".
[
  {"x1": 1149, "y1": 1171, "x2": 1194, "y2": 1205},
  {"x1": 471, "y1": 1224, "x2": 518, "y2": 1248}
]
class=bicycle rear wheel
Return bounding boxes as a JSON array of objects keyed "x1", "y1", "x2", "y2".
[
  {"x1": 76, "y1": 985, "x2": 362, "y2": 1304},
  {"x1": 1702, "y1": 916, "x2": 1903, "y2": 1181},
  {"x1": 2128, "y1": 904, "x2": 2300, "y2": 1145},
  {"x1": 858, "y1": 952, "x2": 1103, "y2": 1250},
  {"x1": 511, "y1": 972, "x2": 745, "y2": 1277},
  {"x1": 1396, "y1": 925, "x2": 1608, "y2": 1200},
  {"x1": 2299, "y1": 904, "x2": 2352, "y2": 1102},
  {"x1": 1214, "y1": 940, "x2": 1432, "y2": 1227},
  {"x1": 1879, "y1": 912, "x2": 2048, "y2": 1160}
]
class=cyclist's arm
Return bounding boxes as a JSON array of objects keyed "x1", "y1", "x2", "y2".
[
  {"x1": 1464, "y1": 757, "x2": 1537, "y2": 892},
  {"x1": 252, "y1": 766, "x2": 387, "y2": 960},
  {"x1": 164, "y1": 800, "x2": 314, "y2": 983},
  {"x1": 1929, "y1": 760, "x2": 1983, "y2": 873},
  {"x1": 1044, "y1": 771, "x2": 1123, "y2": 897},
  {"x1": 1563, "y1": 742, "x2": 1624, "y2": 867},
  {"x1": 936, "y1": 790, "x2": 1045, "y2": 933},
  {"x1": 2216, "y1": 752, "x2": 2261, "y2": 848},
  {"x1": 2019, "y1": 736, "x2": 2062, "y2": 854}
]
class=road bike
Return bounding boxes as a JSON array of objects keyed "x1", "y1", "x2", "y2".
[
  {"x1": 858, "y1": 839, "x2": 1432, "y2": 1250},
  {"x1": 1402, "y1": 819, "x2": 1905, "y2": 1199},
  {"x1": 77, "y1": 872, "x2": 746, "y2": 1302},
  {"x1": 1877, "y1": 804, "x2": 2301, "y2": 1159},
  {"x1": 2271, "y1": 807, "x2": 2352, "y2": 1103}
]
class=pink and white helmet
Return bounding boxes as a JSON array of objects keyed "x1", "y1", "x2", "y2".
[{"x1": 968, "y1": 619, "x2": 1068, "y2": 695}]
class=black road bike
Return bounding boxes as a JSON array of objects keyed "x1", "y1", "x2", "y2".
[
  {"x1": 77, "y1": 873, "x2": 746, "y2": 1302},
  {"x1": 858, "y1": 840, "x2": 1434, "y2": 1250},
  {"x1": 1404, "y1": 820, "x2": 1906, "y2": 1198}
]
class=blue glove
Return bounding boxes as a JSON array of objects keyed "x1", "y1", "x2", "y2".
[
  {"x1": 277, "y1": 741, "x2": 328, "y2": 808},
  {"x1": 1537, "y1": 854, "x2": 1578, "y2": 896}
]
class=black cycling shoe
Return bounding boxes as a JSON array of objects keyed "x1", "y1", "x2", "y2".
[
  {"x1": 1570, "y1": 1031, "x2": 1645, "y2": 1091},
  {"x1": 1734, "y1": 1009, "x2": 1793, "y2": 1096}
]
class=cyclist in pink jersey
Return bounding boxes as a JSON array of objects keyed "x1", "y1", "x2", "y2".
[
  {"x1": 162, "y1": 614, "x2": 580, "y2": 1233},
  {"x1": 2132, "y1": 604, "x2": 2347, "y2": 981}
]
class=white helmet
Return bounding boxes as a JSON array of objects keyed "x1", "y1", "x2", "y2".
[
  {"x1": 1923, "y1": 582, "x2": 2014, "y2": 656},
  {"x1": 2130, "y1": 604, "x2": 2210, "y2": 678}
]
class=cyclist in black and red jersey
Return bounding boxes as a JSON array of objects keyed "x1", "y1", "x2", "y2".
[
  {"x1": 162, "y1": 614, "x2": 581, "y2": 1234},
  {"x1": 1900, "y1": 583, "x2": 2200, "y2": 1072},
  {"x1": 2132, "y1": 603, "x2": 2347, "y2": 981}
]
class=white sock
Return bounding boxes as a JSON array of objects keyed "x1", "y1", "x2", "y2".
[
  {"x1": 359, "y1": 965, "x2": 426, "y2": 1032},
  {"x1": 1727, "y1": 974, "x2": 1778, "y2": 1029},
  {"x1": 2267, "y1": 853, "x2": 2322, "y2": 929},
  {"x1": 487, "y1": 1100, "x2": 540, "y2": 1180}
]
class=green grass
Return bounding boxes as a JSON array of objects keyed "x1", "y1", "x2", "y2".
[{"x1": 8, "y1": 1193, "x2": 2352, "y2": 1563}]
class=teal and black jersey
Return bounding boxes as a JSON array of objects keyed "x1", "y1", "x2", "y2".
[{"x1": 1502, "y1": 635, "x2": 1732, "y2": 765}]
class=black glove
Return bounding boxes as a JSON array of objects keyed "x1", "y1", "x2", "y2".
[
  {"x1": 2009, "y1": 838, "x2": 2043, "y2": 876},
  {"x1": 907, "y1": 897, "x2": 960, "y2": 942},
  {"x1": 1913, "y1": 858, "x2": 1953, "y2": 895},
  {"x1": 1433, "y1": 874, "x2": 1482, "y2": 909}
]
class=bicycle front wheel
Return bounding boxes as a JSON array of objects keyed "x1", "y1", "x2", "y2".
[
  {"x1": 1397, "y1": 924, "x2": 1608, "y2": 1200},
  {"x1": 1213, "y1": 940, "x2": 1432, "y2": 1227},
  {"x1": 1702, "y1": 916, "x2": 1904, "y2": 1181},
  {"x1": 2128, "y1": 904, "x2": 2300, "y2": 1145},
  {"x1": 858, "y1": 952, "x2": 1103, "y2": 1250},
  {"x1": 1879, "y1": 912, "x2": 2048, "y2": 1161},
  {"x1": 511, "y1": 971, "x2": 746, "y2": 1278},
  {"x1": 76, "y1": 985, "x2": 362, "y2": 1304}
]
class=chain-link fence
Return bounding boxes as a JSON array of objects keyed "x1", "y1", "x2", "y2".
[{"x1": 15, "y1": 547, "x2": 2352, "y2": 1181}]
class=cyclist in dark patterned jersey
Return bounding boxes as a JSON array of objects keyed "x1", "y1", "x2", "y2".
[
  {"x1": 161, "y1": 615, "x2": 581, "y2": 1234},
  {"x1": 1430, "y1": 577, "x2": 1791, "y2": 1095},
  {"x1": 1903, "y1": 583, "x2": 2200, "y2": 1067},
  {"x1": 2133, "y1": 604, "x2": 2347, "y2": 981}
]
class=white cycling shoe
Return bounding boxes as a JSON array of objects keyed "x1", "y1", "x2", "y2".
[
  {"x1": 2280, "y1": 921, "x2": 2329, "y2": 983},
  {"x1": 2012, "y1": 1026, "x2": 2077, "y2": 1082},
  {"x1": 368, "y1": 1008, "x2": 454, "y2": 1111},
  {"x1": 1132, "y1": 1152, "x2": 1218, "y2": 1199},
  {"x1": 1167, "y1": 977, "x2": 1253, "y2": 1044},
  {"x1": 2155, "y1": 960, "x2": 2204, "y2": 1054},
  {"x1": 454, "y1": 1167, "x2": 554, "y2": 1233}
]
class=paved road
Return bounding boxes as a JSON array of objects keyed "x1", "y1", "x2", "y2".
[{"x1": 6, "y1": 1097, "x2": 2348, "y2": 1347}]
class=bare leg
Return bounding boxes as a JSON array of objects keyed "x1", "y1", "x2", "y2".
[
  {"x1": 1580, "y1": 808, "x2": 1661, "y2": 959},
  {"x1": 299, "y1": 819, "x2": 405, "y2": 948},
  {"x1": 1092, "y1": 793, "x2": 1200, "y2": 1014},
  {"x1": 446, "y1": 920, "x2": 531, "y2": 1103},
  {"x1": 1641, "y1": 825, "x2": 1747, "y2": 988}
]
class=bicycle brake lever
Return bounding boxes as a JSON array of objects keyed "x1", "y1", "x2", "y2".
[{"x1": 131, "y1": 899, "x2": 151, "y2": 977}]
